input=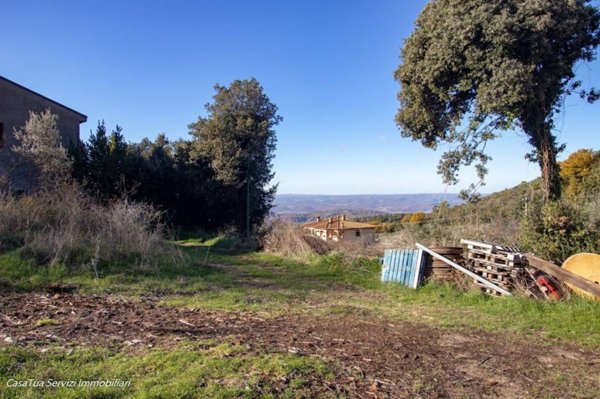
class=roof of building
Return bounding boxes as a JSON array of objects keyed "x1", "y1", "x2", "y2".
[
  {"x1": 0, "y1": 76, "x2": 87, "y2": 122},
  {"x1": 303, "y1": 216, "x2": 376, "y2": 230}
]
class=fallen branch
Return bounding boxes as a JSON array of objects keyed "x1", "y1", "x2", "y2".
[
  {"x1": 178, "y1": 319, "x2": 195, "y2": 327},
  {"x1": 0, "y1": 313, "x2": 21, "y2": 325}
]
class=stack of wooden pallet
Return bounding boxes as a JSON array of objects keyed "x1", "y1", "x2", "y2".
[
  {"x1": 424, "y1": 247, "x2": 464, "y2": 282},
  {"x1": 461, "y1": 240, "x2": 524, "y2": 296}
]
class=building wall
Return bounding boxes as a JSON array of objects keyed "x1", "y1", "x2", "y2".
[
  {"x1": 305, "y1": 227, "x2": 376, "y2": 243},
  {"x1": 0, "y1": 78, "x2": 84, "y2": 191},
  {"x1": 339, "y1": 228, "x2": 375, "y2": 242}
]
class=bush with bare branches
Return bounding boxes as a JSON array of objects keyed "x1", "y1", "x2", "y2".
[
  {"x1": 263, "y1": 221, "x2": 331, "y2": 260},
  {"x1": 0, "y1": 184, "x2": 178, "y2": 269}
]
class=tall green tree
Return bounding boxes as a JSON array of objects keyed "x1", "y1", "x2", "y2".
[
  {"x1": 189, "y1": 78, "x2": 282, "y2": 235},
  {"x1": 395, "y1": 0, "x2": 600, "y2": 200},
  {"x1": 84, "y1": 122, "x2": 132, "y2": 198}
]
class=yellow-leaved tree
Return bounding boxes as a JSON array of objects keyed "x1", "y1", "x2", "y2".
[{"x1": 560, "y1": 149, "x2": 600, "y2": 199}]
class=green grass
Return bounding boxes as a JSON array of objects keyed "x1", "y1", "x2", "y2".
[
  {"x1": 341, "y1": 282, "x2": 600, "y2": 346},
  {"x1": 0, "y1": 343, "x2": 333, "y2": 399},
  {"x1": 0, "y1": 252, "x2": 69, "y2": 291},
  {"x1": 0, "y1": 249, "x2": 234, "y2": 296},
  {"x1": 34, "y1": 319, "x2": 59, "y2": 328},
  {"x1": 2, "y1": 238, "x2": 600, "y2": 346},
  {"x1": 171, "y1": 233, "x2": 241, "y2": 250},
  {"x1": 162, "y1": 252, "x2": 382, "y2": 312}
]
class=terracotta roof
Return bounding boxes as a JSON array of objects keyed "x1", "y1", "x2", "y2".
[{"x1": 303, "y1": 216, "x2": 376, "y2": 230}]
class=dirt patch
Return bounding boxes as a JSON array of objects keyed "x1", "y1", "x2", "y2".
[{"x1": 1, "y1": 293, "x2": 599, "y2": 398}]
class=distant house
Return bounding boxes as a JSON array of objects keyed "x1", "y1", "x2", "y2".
[
  {"x1": 303, "y1": 214, "x2": 376, "y2": 242},
  {"x1": 0, "y1": 76, "x2": 87, "y2": 192}
]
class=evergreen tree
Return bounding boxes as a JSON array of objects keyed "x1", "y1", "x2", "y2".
[
  {"x1": 86, "y1": 121, "x2": 112, "y2": 196},
  {"x1": 189, "y1": 78, "x2": 282, "y2": 235}
]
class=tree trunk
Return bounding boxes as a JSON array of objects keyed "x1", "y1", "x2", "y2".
[
  {"x1": 523, "y1": 104, "x2": 562, "y2": 202},
  {"x1": 538, "y1": 127, "x2": 561, "y2": 201}
]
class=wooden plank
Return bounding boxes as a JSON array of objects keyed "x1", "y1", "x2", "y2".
[
  {"x1": 461, "y1": 239, "x2": 495, "y2": 250},
  {"x1": 382, "y1": 250, "x2": 389, "y2": 281},
  {"x1": 409, "y1": 250, "x2": 416, "y2": 286},
  {"x1": 404, "y1": 250, "x2": 416, "y2": 287},
  {"x1": 399, "y1": 250, "x2": 407, "y2": 284},
  {"x1": 394, "y1": 250, "x2": 402, "y2": 283},
  {"x1": 381, "y1": 250, "x2": 390, "y2": 282},
  {"x1": 410, "y1": 249, "x2": 424, "y2": 289},
  {"x1": 468, "y1": 250, "x2": 522, "y2": 265},
  {"x1": 461, "y1": 239, "x2": 521, "y2": 255},
  {"x1": 388, "y1": 250, "x2": 396, "y2": 282},
  {"x1": 523, "y1": 254, "x2": 600, "y2": 299},
  {"x1": 401, "y1": 250, "x2": 409, "y2": 286},
  {"x1": 417, "y1": 243, "x2": 513, "y2": 296}
]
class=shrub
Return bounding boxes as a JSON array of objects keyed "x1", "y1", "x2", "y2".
[
  {"x1": 263, "y1": 221, "x2": 329, "y2": 260},
  {"x1": 409, "y1": 212, "x2": 426, "y2": 223},
  {"x1": 375, "y1": 217, "x2": 520, "y2": 254},
  {"x1": 0, "y1": 184, "x2": 178, "y2": 269},
  {"x1": 520, "y1": 200, "x2": 600, "y2": 263}
]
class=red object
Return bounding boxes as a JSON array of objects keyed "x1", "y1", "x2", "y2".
[{"x1": 535, "y1": 273, "x2": 562, "y2": 300}]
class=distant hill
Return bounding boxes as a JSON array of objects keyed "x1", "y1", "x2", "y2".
[
  {"x1": 444, "y1": 179, "x2": 543, "y2": 223},
  {"x1": 273, "y1": 193, "x2": 462, "y2": 222}
]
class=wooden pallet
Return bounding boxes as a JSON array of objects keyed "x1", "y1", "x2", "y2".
[
  {"x1": 461, "y1": 239, "x2": 521, "y2": 254},
  {"x1": 474, "y1": 283, "x2": 506, "y2": 297},
  {"x1": 471, "y1": 264, "x2": 523, "y2": 277},
  {"x1": 462, "y1": 239, "x2": 524, "y2": 296},
  {"x1": 467, "y1": 250, "x2": 522, "y2": 265}
]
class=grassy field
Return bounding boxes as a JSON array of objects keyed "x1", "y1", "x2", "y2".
[
  {"x1": 2, "y1": 243, "x2": 599, "y2": 346},
  {"x1": 1, "y1": 343, "x2": 333, "y2": 399},
  {"x1": 1, "y1": 238, "x2": 600, "y2": 398}
]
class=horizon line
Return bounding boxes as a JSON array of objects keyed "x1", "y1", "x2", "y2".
[{"x1": 276, "y1": 192, "x2": 464, "y2": 196}]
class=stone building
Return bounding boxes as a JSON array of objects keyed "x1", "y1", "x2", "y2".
[
  {"x1": 303, "y1": 214, "x2": 376, "y2": 243},
  {"x1": 0, "y1": 76, "x2": 87, "y2": 191}
]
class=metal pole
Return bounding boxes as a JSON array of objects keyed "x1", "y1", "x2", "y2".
[{"x1": 246, "y1": 157, "x2": 250, "y2": 240}]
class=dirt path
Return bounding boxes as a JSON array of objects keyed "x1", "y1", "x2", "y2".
[{"x1": 1, "y1": 293, "x2": 599, "y2": 398}]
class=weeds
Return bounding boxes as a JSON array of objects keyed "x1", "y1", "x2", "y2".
[{"x1": 0, "y1": 184, "x2": 179, "y2": 270}]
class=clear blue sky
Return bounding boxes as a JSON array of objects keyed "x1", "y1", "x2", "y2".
[{"x1": 3, "y1": 0, "x2": 600, "y2": 194}]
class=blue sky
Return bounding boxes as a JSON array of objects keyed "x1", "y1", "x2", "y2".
[{"x1": 2, "y1": 0, "x2": 600, "y2": 194}]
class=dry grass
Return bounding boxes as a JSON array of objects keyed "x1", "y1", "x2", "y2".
[
  {"x1": 264, "y1": 215, "x2": 523, "y2": 264},
  {"x1": 263, "y1": 221, "x2": 327, "y2": 259},
  {"x1": 0, "y1": 184, "x2": 179, "y2": 268},
  {"x1": 264, "y1": 221, "x2": 384, "y2": 261},
  {"x1": 374, "y1": 219, "x2": 521, "y2": 254}
]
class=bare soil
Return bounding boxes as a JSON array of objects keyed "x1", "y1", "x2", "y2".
[{"x1": 1, "y1": 292, "x2": 599, "y2": 398}]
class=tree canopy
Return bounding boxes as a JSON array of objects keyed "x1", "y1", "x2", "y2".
[
  {"x1": 395, "y1": 0, "x2": 600, "y2": 200},
  {"x1": 65, "y1": 78, "x2": 281, "y2": 234},
  {"x1": 560, "y1": 148, "x2": 600, "y2": 199},
  {"x1": 189, "y1": 78, "x2": 281, "y2": 234}
]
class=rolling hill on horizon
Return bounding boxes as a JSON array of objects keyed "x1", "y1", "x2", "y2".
[{"x1": 273, "y1": 193, "x2": 462, "y2": 222}]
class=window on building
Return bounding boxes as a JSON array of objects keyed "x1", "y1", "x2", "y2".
[
  {"x1": 355, "y1": 230, "x2": 361, "y2": 237},
  {"x1": 0, "y1": 123, "x2": 4, "y2": 150}
]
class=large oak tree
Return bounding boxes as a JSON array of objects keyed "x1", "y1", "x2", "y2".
[{"x1": 395, "y1": 0, "x2": 600, "y2": 200}]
